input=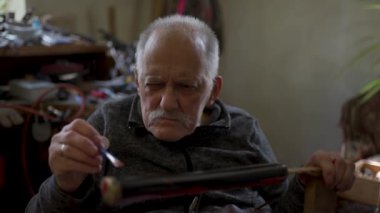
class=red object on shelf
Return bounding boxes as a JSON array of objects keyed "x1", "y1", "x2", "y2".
[
  {"x1": 40, "y1": 62, "x2": 85, "y2": 75},
  {"x1": 91, "y1": 90, "x2": 108, "y2": 99}
]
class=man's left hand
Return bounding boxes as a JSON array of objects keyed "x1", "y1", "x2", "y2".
[{"x1": 304, "y1": 150, "x2": 355, "y2": 192}]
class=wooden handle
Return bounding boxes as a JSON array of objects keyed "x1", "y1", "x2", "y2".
[{"x1": 288, "y1": 166, "x2": 322, "y2": 176}]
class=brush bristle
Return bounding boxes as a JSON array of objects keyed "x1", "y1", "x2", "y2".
[{"x1": 113, "y1": 159, "x2": 125, "y2": 168}]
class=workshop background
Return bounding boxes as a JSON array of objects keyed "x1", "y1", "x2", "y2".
[{"x1": 1, "y1": 0, "x2": 380, "y2": 212}]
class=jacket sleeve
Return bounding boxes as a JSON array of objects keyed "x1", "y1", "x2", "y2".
[
  {"x1": 25, "y1": 175, "x2": 100, "y2": 213},
  {"x1": 245, "y1": 117, "x2": 306, "y2": 212}
]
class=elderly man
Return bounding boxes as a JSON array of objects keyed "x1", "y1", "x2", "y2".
[{"x1": 26, "y1": 15, "x2": 354, "y2": 212}]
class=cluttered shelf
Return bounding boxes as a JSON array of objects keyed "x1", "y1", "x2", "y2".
[
  {"x1": 0, "y1": 44, "x2": 110, "y2": 85},
  {"x1": 0, "y1": 13, "x2": 128, "y2": 85},
  {"x1": 0, "y1": 9, "x2": 137, "y2": 212}
]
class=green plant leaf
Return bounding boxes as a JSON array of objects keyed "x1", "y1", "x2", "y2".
[
  {"x1": 360, "y1": 78, "x2": 380, "y2": 94},
  {"x1": 359, "y1": 82, "x2": 380, "y2": 104},
  {"x1": 349, "y1": 43, "x2": 380, "y2": 68},
  {"x1": 365, "y1": 4, "x2": 380, "y2": 10}
]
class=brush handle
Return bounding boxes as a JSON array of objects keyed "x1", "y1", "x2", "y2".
[
  {"x1": 100, "y1": 163, "x2": 288, "y2": 206},
  {"x1": 100, "y1": 148, "x2": 124, "y2": 168}
]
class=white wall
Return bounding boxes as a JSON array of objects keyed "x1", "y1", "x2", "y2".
[
  {"x1": 25, "y1": 0, "x2": 380, "y2": 167},
  {"x1": 219, "y1": 0, "x2": 380, "y2": 166}
]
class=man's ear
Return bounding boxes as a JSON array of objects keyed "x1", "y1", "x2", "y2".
[
  {"x1": 207, "y1": 75, "x2": 223, "y2": 106},
  {"x1": 134, "y1": 70, "x2": 140, "y2": 89}
]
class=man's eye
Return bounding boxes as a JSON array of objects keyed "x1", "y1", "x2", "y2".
[
  {"x1": 181, "y1": 84, "x2": 193, "y2": 88},
  {"x1": 145, "y1": 83, "x2": 163, "y2": 90},
  {"x1": 178, "y1": 83, "x2": 197, "y2": 90}
]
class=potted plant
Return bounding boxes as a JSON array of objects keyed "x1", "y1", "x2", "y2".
[{"x1": 340, "y1": 2, "x2": 380, "y2": 161}]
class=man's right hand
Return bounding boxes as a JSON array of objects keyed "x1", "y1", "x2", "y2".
[{"x1": 48, "y1": 119, "x2": 108, "y2": 193}]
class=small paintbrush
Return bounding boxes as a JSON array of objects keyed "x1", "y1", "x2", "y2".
[{"x1": 100, "y1": 148, "x2": 125, "y2": 168}]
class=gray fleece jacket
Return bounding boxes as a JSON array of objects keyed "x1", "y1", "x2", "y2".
[{"x1": 25, "y1": 94, "x2": 305, "y2": 213}]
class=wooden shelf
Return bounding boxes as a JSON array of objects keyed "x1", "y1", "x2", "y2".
[
  {"x1": 0, "y1": 44, "x2": 107, "y2": 57},
  {"x1": 0, "y1": 44, "x2": 109, "y2": 85}
]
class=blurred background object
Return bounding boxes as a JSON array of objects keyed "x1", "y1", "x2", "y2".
[
  {"x1": 340, "y1": 79, "x2": 380, "y2": 161},
  {"x1": 154, "y1": 0, "x2": 224, "y2": 54}
]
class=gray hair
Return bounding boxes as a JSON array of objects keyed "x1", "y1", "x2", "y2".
[{"x1": 135, "y1": 15, "x2": 219, "y2": 84}]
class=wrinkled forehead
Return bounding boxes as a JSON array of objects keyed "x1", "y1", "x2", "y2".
[
  {"x1": 145, "y1": 26, "x2": 207, "y2": 57},
  {"x1": 137, "y1": 25, "x2": 211, "y2": 84}
]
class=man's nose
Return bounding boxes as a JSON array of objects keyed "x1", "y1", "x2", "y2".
[{"x1": 160, "y1": 86, "x2": 179, "y2": 111}]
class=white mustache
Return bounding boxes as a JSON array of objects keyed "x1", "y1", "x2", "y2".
[{"x1": 148, "y1": 109, "x2": 192, "y2": 128}]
